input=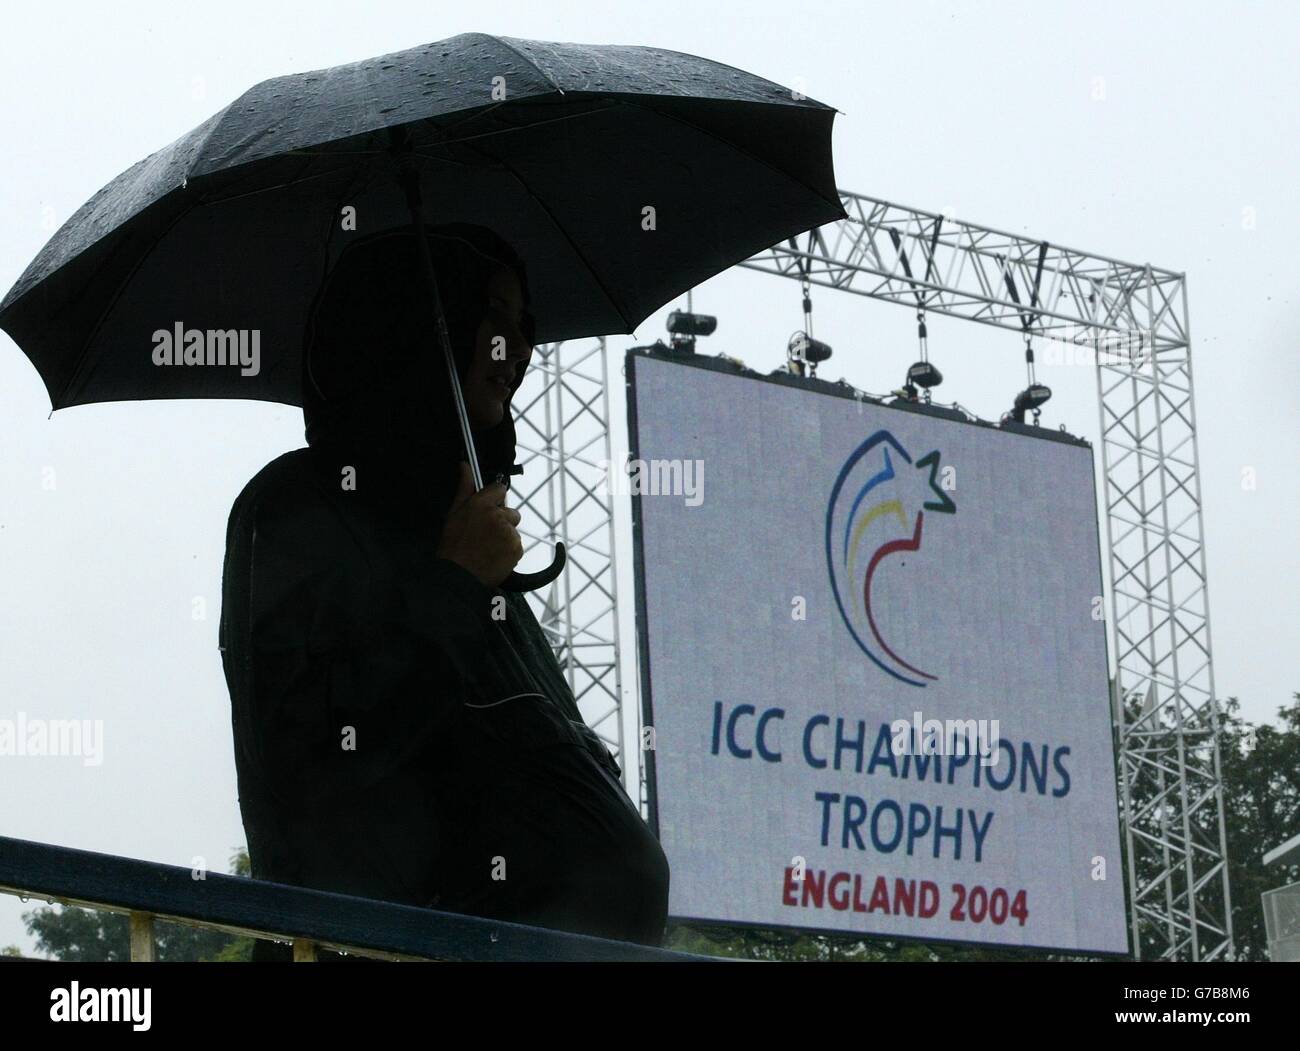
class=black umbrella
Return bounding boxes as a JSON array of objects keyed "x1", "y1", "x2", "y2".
[{"x1": 0, "y1": 32, "x2": 846, "y2": 588}]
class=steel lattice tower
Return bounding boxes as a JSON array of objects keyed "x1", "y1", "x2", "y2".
[{"x1": 511, "y1": 336, "x2": 629, "y2": 779}]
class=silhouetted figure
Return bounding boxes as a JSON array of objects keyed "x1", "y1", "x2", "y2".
[{"x1": 219, "y1": 226, "x2": 669, "y2": 960}]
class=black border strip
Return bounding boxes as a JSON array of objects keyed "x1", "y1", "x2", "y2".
[
  {"x1": 625, "y1": 349, "x2": 661, "y2": 839},
  {"x1": 1087, "y1": 405, "x2": 1135, "y2": 960}
]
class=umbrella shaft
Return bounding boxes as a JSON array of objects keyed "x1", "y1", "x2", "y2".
[
  {"x1": 399, "y1": 166, "x2": 485, "y2": 492},
  {"x1": 439, "y1": 320, "x2": 484, "y2": 491}
]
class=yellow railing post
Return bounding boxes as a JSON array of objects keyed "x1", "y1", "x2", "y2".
[{"x1": 128, "y1": 912, "x2": 156, "y2": 961}]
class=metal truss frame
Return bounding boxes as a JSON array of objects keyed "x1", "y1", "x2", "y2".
[
  {"x1": 510, "y1": 336, "x2": 627, "y2": 779},
  {"x1": 1091, "y1": 284, "x2": 1235, "y2": 961},
  {"x1": 517, "y1": 186, "x2": 1233, "y2": 960}
]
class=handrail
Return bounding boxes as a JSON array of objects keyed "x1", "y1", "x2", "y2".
[{"x1": 0, "y1": 835, "x2": 706, "y2": 962}]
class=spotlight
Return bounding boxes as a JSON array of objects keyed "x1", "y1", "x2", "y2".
[
  {"x1": 787, "y1": 331, "x2": 832, "y2": 376},
  {"x1": 1010, "y1": 383, "x2": 1052, "y2": 423},
  {"x1": 906, "y1": 360, "x2": 943, "y2": 389},
  {"x1": 904, "y1": 309, "x2": 942, "y2": 403},
  {"x1": 666, "y1": 310, "x2": 716, "y2": 353},
  {"x1": 666, "y1": 310, "x2": 717, "y2": 337}
]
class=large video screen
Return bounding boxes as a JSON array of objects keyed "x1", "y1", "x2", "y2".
[{"x1": 627, "y1": 350, "x2": 1127, "y2": 954}]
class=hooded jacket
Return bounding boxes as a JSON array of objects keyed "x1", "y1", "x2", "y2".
[{"x1": 219, "y1": 226, "x2": 668, "y2": 952}]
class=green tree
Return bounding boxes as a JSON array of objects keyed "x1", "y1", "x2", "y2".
[
  {"x1": 663, "y1": 921, "x2": 1092, "y2": 961},
  {"x1": 1216, "y1": 694, "x2": 1300, "y2": 959},
  {"x1": 1117, "y1": 692, "x2": 1300, "y2": 960}
]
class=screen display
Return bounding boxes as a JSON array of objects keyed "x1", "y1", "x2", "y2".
[{"x1": 628, "y1": 351, "x2": 1127, "y2": 954}]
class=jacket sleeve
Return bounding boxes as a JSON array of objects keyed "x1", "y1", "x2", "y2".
[{"x1": 228, "y1": 474, "x2": 497, "y2": 813}]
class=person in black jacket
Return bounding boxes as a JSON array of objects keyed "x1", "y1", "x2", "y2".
[{"x1": 219, "y1": 225, "x2": 669, "y2": 960}]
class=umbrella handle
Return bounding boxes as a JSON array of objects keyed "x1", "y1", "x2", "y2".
[
  {"x1": 500, "y1": 542, "x2": 567, "y2": 593},
  {"x1": 485, "y1": 469, "x2": 567, "y2": 593}
]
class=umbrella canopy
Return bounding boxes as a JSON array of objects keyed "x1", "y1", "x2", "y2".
[{"x1": 0, "y1": 32, "x2": 846, "y2": 411}]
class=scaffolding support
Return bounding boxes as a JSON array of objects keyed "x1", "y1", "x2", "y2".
[{"x1": 511, "y1": 336, "x2": 627, "y2": 785}]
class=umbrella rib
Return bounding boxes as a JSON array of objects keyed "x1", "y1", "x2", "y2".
[
  {"x1": 273, "y1": 104, "x2": 515, "y2": 161},
  {"x1": 193, "y1": 154, "x2": 370, "y2": 206},
  {"x1": 59, "y1": 152, "x2": 384, "y2": 408},
  {"x1": 51, "y1": 103, "x2": 240, "y2": 406},
  {"x1": 274, "y1": 102, "x2": 621, "y2": 164},
  {"x1": 439, "y1": 134, "x2": 637, "y2": 336},
  {"x1": 51, "y1": 96, "x2": 253, "y2": 407},
  {"x1": 308, "y1": 157, "x2": 389, "y2": 298},
  {"x1": 56, "y1": 195, "x2": 203, "y2": 409},
  {"x1": 619, "y1": 96, "x2": 846, "y2": 217},
  {"x1": 491, "y1": 35, "x2": 566, "y2": 96},
  {"x1": 408, "y1": 100, "x2": 622, "y2": 152}
]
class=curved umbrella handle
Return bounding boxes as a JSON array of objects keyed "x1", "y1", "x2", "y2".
[
  {"x1": 500, "y1": 542, "x2": 566, "y2": 592},
  {"x1": 486, "y1": 468, "x2": 566, "y2": 592}
]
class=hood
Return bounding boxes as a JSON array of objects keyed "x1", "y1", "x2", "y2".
[{"x1": 301, "y1": 224, "x2": 532, "y2": 525}]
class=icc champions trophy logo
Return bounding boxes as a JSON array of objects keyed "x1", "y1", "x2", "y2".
[{"x1": 825, "y1": 430, "x2": 957, "y2": 687}]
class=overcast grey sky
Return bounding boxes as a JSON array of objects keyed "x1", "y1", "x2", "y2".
[{"x1": 1, "y1": 1, "x2": 1296, "y2": 955}]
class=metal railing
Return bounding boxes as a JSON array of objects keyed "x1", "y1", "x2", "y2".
[{"x1": 0, "y1": 835, "x2": 704, "y2": 962}]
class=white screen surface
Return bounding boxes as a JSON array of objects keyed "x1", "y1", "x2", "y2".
[{"x1": 629, "y1": 352, "x2": 1127, "y2": 954}]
